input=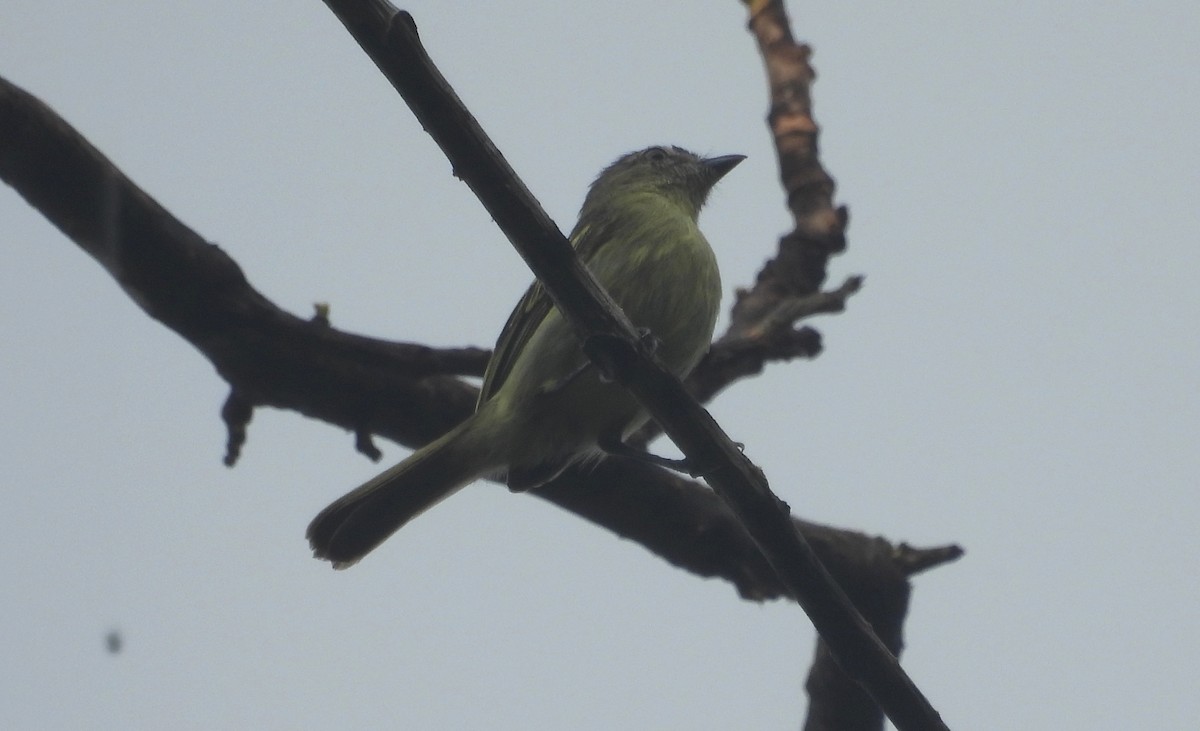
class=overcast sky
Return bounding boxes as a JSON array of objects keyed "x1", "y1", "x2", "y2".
[{"x1": 2, "y1": 2, "x2": 1198, "y2": 729}]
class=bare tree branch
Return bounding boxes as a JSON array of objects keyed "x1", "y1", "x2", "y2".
[
  {"x1": 0, "y1": 2, "x2": 963, "y2": 727},
  {"x1": 736, "y1": 3, "x2": 945, "y2": 729},
  {"x1": 320, "y1": 3, "x2": 949, "y2": 729},
  {"x1": 0, "y1": 74, "x2": 486, "y2": 455}
]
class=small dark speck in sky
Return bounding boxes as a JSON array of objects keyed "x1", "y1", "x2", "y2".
[{"x1": 105, "y1": 630, "x2": 122, "y2": 655}]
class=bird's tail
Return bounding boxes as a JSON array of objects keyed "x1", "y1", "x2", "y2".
[{"x1": 307, "y1": 414, "x2": 496, "y2": 568}]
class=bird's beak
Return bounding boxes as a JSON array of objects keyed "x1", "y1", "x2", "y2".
[{"x1": 702, "y1": 154, "x2": 746, "y2": 180}]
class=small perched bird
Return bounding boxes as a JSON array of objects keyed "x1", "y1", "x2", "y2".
[{"x1": 308, "y1": 145, "x2": 743, "y2": 567}]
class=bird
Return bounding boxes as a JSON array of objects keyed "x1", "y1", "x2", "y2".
[{"x1": 307, "y1": 145, "x2": 743, "y2": 568}]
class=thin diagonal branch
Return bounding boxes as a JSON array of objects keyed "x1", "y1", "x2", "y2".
[{"x1": 319, "y1": 3, "x2": 949, "y2": 729}]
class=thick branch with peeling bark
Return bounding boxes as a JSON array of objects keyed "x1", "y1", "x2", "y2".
[{"x1": 739, "y1": 3, "x2": 936, "y2": 729}]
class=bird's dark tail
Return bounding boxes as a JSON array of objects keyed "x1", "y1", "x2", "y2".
[{"x1": 307, "y1": 415, "x2": 495, "y2": 568}]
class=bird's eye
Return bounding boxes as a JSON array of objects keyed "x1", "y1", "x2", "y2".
[{"x1": 645, "y1": 147, "x2": 668, "y2": 162}]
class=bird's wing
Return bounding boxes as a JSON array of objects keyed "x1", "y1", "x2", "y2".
[
  {"x1": 476, "y1": 277, "x2": 552, "y2": 406},
  {"x1": 476, "y1": 219, "x2": 614, "y2": 407}
]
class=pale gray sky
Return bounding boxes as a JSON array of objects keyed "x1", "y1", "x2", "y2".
[{"x1": 2, "y1": 2, "x2": 1198, "y2": 729}]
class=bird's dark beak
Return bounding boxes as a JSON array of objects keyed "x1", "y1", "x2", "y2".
[{"x1": 702, "y1": 154, "x2": 746, "y2": 180}]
